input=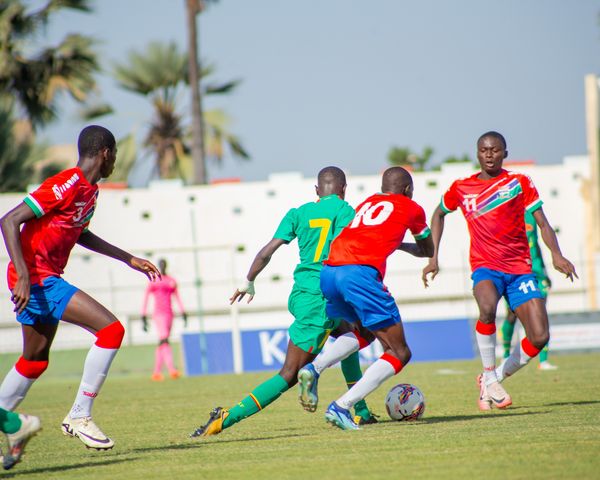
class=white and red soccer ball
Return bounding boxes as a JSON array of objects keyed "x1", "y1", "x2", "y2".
[{"x1": 385, "y1": 383, "x2": 425, "y2": 421}]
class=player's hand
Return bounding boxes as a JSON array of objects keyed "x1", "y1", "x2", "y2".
[
  {"x1": 552, "y1": 254, "x2": 578, "y2": 282},
  {"x1": 130, "y1": 257, "x2": 161, "y2": 282},
  {"x1": 230, "y1": 280, "x2": 255, "y2": 304},
  {"x1": 141, "y1": 315, "x2": 148, "y2": 332},
  {"x1": 182, "y1": 312, "x2": 188, "y2": 327},
  {"x1": 11, "y1": 273, "x2": 31, "y2": 314},
  {"x1": 422, "y1": 260, "x2": 439, "y2": 288}
]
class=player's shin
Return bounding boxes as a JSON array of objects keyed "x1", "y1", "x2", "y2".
[
  {"x1": 223, "y1": 374, "x2": 289, "y2": 428},
  {"x1": 495, "y1": 337, "x2": 541, "y2": 382},
  {"x1": 0, "y1": 407, "x2": 22, "y2": 434},
  {"x1": 0, "y1": 357, "x2": 48, "y2": 410},
  {"x1": 336, "y1": 353, "x2": 402, "y2": 411},
  {"x1": 69, "y1": 321, "x2": 124, "y2": 419},
  {"x1": 475, "y1": 321, "x2": 499, "y2": 384},
  {"x1": 340, "y1": 352, "x2": 370, "y2": 419}
]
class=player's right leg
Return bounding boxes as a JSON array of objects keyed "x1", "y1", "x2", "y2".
[
  {"x1": 60, "y1": 289, "x2": 125, "y2": 450},
  {"x1": 472, "y1": 269, "x2": 511, "y2": 410},
  {"x1": 0, "y1": 323, "x2": 54, "y2": 411},
  {"x1": 191, "y1": 340, "x2": 314, "y2": 437},
  {"x1": 1, "y1": 410, "x2": 41, "y2": 470}
]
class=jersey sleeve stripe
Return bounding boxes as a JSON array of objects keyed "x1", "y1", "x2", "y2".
[
  {"x1": 24, "y1": 195, "x2": 44, "y2": 218},
  {"x1": 413, "y1": 227, "x2": 431, "y2": 240},
  {"x1": 525, "y1": 199, "x2": 543, "y2": 212},
  {"x1": 440, "y1": 197, "x2": 453, "y2": 214}
]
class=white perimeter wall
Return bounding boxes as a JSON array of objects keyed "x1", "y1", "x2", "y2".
[{"x1": 0, "y1": 157, "x2": 595, "y2": 352}]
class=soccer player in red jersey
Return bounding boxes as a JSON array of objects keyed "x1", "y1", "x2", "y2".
[
  {"x1": 422, "y1": 131, "x2": 577, "y2": 411},
  {"x1": 317, "y1": 166, "x2": 433, "y2": 430},
  {"x1": 0, "y1": 125, "x2": 161, "y2": 450}
]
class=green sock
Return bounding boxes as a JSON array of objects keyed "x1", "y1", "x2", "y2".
[
  {"x1": 539, "y1": 345, "x2": 549, "y2": 363},
  {"x1": 501, "y1": 320, "x2": 515, "y2": 358},
  {"x1": 340, "y1": 352, "x2": 370, "y2": 419},
  {"x1": 223, "y1": 374, "x2": 289, "y2": 429},
  {"x1": 0, "y1": 407, "x2": 21, "y2": 435}
]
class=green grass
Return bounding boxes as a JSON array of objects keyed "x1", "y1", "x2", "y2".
[{"x1": 1, "y1": 347, "x2": 599, "y2": 479}]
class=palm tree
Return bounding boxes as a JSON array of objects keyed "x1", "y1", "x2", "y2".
[
  {"x1": 0, "y1": 0, "x2": 99, "y2": 129},
  {"x1": 387, "y1": 145, "x2": 434, "y2": 171},
  {"x1": 185, "y1": 0, "x2": 220, "y2": 184},
  {"x1": 110, "y1": 41, "x2": 248, "y2": 182},
  {"x1": 0, "y1": 97, "x2": 46, "y2": 192}
]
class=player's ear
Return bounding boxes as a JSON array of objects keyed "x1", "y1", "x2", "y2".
[
  {"x1": 504, "y1": 150, "x2": 508, "y2": 159},
  {"x1": 315, "y1": 185, "x2": 319, "y2": 196}
]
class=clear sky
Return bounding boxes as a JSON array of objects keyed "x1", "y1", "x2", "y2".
[{"x1": 38, "y1": 0, "x2": 600, "y2": 182}]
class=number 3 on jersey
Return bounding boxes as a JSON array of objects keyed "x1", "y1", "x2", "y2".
[{"x1": 309, "y1": 218, "x2": 331, "y2": 262}]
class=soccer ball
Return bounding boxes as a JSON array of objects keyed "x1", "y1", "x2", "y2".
[{"x1": 385, "y1": 383, "x2": 425, "y2": 421}]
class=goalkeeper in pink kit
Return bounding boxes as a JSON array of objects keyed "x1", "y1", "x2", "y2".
[{"x1": 141, "y1": 258, "x2": 187, "y2": 381}]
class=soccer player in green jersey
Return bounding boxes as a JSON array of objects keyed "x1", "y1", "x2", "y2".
[
  {"x1": 502, "y1": 210, "x2": 558, "y2": 370},
  {"x1": 0, "y1": 407, "x2": 40, "y2": 470},
  {"x1": 190, "y1": 166, "x2": 377, "y2": 437}
]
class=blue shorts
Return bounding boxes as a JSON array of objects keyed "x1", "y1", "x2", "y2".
[
  {"x1": 472, "y1": 268, "x2": 543, "y2": 311},
  {"x1": 320, "y1": 264, "x2": 401, "y2": 331},
  {"x1": 15, "y1": 276, "x2": 78, "y2": 326}
]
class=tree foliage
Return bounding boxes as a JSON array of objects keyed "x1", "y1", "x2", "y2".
[
  {"x1": 108, "y1": 41, "x2": 248, "y2": 182},
  {"x1": 387, "y1": 145, "x2": 434, "y2": 171},
  {"x1": 0, "y1": 0, "x2": 100, "y2": 128},
  {"x1": 0, "y1": 97, "x2": 46, "y2": 193}
]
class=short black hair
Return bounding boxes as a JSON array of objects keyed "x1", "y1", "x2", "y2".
[
  {"x1": 78, "y1": 125, "x2": 116, "y2": 158},
  {"x1": 478, "y1": 131, "x2": 507, "y2": 149},
  {"x1": 317, "y1": 166, "x2": 346, "y2": 188}
]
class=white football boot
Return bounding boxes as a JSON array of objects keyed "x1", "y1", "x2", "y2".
[{"x1": 61, "y1": 415, "x2": 114, "y2": 450}]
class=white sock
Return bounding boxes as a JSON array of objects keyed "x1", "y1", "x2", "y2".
[
  {"x1": 0, "y1": 367, "x2": 35, "y2": 410},
  {"x1": 337, "y1": 358, "x2": 396, "y2": 410},
  {"x1": 495, "y1": 339, "x2": 535, "y2": 382},
  {"x1": 313, "y1": 333, "x2": 360, "y2": 375},
  {"x1": 69, "y1": 345, "x2": 118, "y2": 419},
  {"x1": 475, "y1": 322, "x2": 498, "y2": 386}
]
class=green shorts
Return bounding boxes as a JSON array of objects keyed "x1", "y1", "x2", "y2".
[{"x1": 288, "y1": 285, "x2": 339, "y2": 355}]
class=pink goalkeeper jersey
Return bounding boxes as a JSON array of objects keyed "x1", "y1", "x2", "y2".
[
  {"x1": 440, "y1": 169, "x2": 543, "y2": 274},
  {"x1": 141, "y1": 275, "x2": 184, "y2": 319}
]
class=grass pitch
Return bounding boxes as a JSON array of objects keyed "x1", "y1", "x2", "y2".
[{"x1": 0, "y1": 347, "x2": 598, "y2": 479}]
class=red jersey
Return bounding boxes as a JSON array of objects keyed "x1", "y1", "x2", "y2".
[
  {"x1": 7, "y1": 167, "x2": 98, "y2": 289},
  {"x1": 325, "y1": 193, "x2": 430, "y2": 278},
  {"x1": 440, "y1": 169, "x2": 543, "y2": 274}
]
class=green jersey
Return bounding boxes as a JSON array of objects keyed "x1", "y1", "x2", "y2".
[
  {"x1": 525, "y1": 210, "x2": 548, "y2": 281},
  {"x1": 274, "y1": 194, "x2": 355, "y2": 294}
]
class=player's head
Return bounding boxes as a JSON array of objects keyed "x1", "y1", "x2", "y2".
[
  {"x1": 78, "y1": 125, "x2": 117, "y2": 178},
  {"x1": 158, "y1": 258, "x2": 167, "y2": 275},
  {"x1": 477, "y1": 131, "x2": 508, "y2": 176},
  {"x1": 381, "y1": 166, "x2": 413, "y2": 199},
  {"x1": 315, "y1": 166, "x2": 347, "y2": 199}
]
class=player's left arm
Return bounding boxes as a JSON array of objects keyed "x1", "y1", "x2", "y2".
[
  {"x1": 531, "y1": 208, "x2": 578, "y2": 281},
  {"x1": 398, "y1": 204, "x2": 434, "y2": 258},
  {"x1": 77, "y1": 230, "x2": 161, "y2": 282}
]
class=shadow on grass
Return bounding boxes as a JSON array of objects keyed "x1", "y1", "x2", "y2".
[
  {"x1": 131, "y1": 432, "x2": 310, "y2": 454},
  {"x1": 537, "y1": 399, "x2": 600, "y2": 408},
  {"x1": 375, "y1": 409, "x2": 549, "y2": 425},
  {"x1": 4, "y1": 457, "x2": 137, "y2": 478}
]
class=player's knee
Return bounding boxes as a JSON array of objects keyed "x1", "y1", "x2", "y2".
[
  {"x1": 278, "y1": 365, "x2": 298, "y2": 386},
  {"x1": 479, "y1": 309, "x2": 496, "y2": 323},
  {"x1": 159, "y1": 338, "x2": 170, "y2": 346},
  {"x1": 529, "y1": 331, "x2": 549, "y2": 350},
  {"x1": 15, "y1": 356, "x2": 49, "y2": 379},
  {"x1": 95, "y1": 321, "x2": 125, "y2": 349}
]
